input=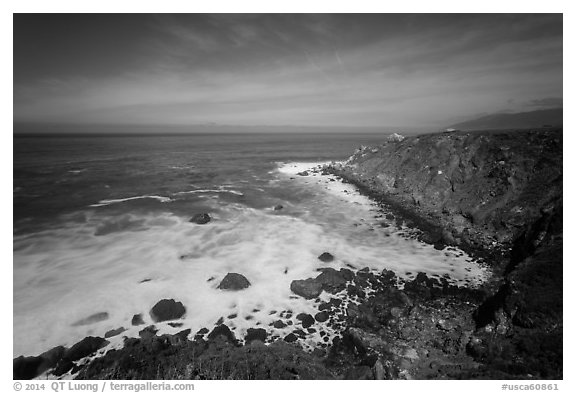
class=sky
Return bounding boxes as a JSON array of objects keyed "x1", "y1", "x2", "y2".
[{"x1": 13, "y1": 14, "x2": 563, "y2": 131}]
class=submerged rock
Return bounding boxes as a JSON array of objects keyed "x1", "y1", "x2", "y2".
[
  {"x1": 318, "y1": 252, "x2": 335, "y2": 262},
  {"x1": 290, "y1": 278, "x2": 323, "y2": 299},
  {"x1": 150, "y1": 299, "x2": 186, "y2": 322},
  {"x1": 71, "y1": 312, "x2": 109, "y2": 326},
  {"x1": 273, "y1": 320, "x2": 287, "y2": 329},
  {"x1": 104, "y1": 327, "x2": 126, "y2": 338},
  {"x1": 190, "y1": 213, "x2": 211, "y2": 224},
  {"x1": 217, "y1": 273, "x2": 251, "y2": 290}
]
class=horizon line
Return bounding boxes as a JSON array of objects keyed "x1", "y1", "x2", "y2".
[{"x1": 13, "y1": 122, "x2": 434, "y2": 134}]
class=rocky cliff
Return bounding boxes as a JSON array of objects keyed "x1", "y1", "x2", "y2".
[
  {"x1": 329, "y1": 129, "x2": 562, "y2": 263},
  {"x1": 328, "y1": 128, "x2": 563, "y2": 378}
]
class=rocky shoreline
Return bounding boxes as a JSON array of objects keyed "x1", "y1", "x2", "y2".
[
  {"x1": 324, "y1": 128, "x2": 563, "y2": 378},
  {"x1": 14, "y1": 128, "x2": 562, "y2": 380}
]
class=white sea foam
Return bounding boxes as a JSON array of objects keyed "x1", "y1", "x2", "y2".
[
  {"x1": 90, "y1": 195, "x2": 172, "y2": 207},
  {"x1": 276, "y1": 161, "x2": 490, "y2": 279},
  {"x1": 277, "y1": 161, "x2": 376, "y2": 208},
  {"x1": 276, "y1": 161, "x2": 334, "y2": 176},
  {"x1": 14, "y1": 210, "x2": 341, "y2": 356},
  {"x1": 174, "y1": 188, "x2": 244, "y2": 196}
]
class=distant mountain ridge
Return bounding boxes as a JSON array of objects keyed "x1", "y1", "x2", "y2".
[{"x1": 448, "y1": 108, "x2": 562, "y2": 130}]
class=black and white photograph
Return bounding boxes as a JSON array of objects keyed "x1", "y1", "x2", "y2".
[{"x1": 11, "y1": 9, "x2": 565, "y2": 383}]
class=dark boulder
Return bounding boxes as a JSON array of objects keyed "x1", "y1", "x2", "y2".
[
  {"x1": 290, "y1": 279, "x2": 323, "y2": 299},
  {"x1": 318, "y1": 252, "x2": 335, "y2": 262},
  {"x1": 315, "y1": 311, "x2": 329, "y2": 323},
  {"x1": 190, "y1": 213, "x2": 211, "y2": 225},
  {"x1": 284, "y1": 333, "x2": 298, "y2": 342},
  {"x1": 207, "y1": 324, "x2": 237, "y2": 344},
  {"x1": 217, "y1": 273, "x2": 251, "y2": 290},
  {"x1": 150, "y1": 299, "x2": 186, "y2": 322},
  {"x1": 340, "y1": 268, "x2": 355, "y2": 281},
  {"x1": 273, "y1": 205, "x2": 284, "y2": 211},
  {"x1": 104, "y1": 327, "x2": 126, "y2": 338},
  {"x1": 297, "y1": 171, "x2": 309, "y2": 176},
  {"x1": 315, "y1": 268, "x2": 348, "y2": 293},
  {"x1": 131, "y1": 313, "x2": 145, "y2": 326},
  {"x1": 296, "y1": 313, "x2": 315, "y2": 328},
  {"x1": 245, "y1": 328, "x2": 267, "y2": 344},
  {"x1": 273, "y1": 320, "x2": 287, "y2": 329},
  {"x1": 64, "y1": 336, "x2": 109, "y2": 362}
]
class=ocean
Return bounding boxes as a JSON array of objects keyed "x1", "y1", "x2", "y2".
[{"x1": 13, "y1": 132, "x2": 489, "y2": 358}]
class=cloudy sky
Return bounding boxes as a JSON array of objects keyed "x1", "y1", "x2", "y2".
[{"x1": 13, "y1": 14, "x2": 563, "y2": 130}]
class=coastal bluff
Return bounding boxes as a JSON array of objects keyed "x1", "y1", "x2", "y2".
[
  {"x1": 328, "y1": 128, "x2": 562, "y2": 260},
  {"x1": 327, "y1": 128, "x2": 563, "y2": 378}
]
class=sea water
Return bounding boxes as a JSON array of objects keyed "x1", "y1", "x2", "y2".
[{"x1": 13, "y1": 132, "x2": 489, "y2": 358}]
